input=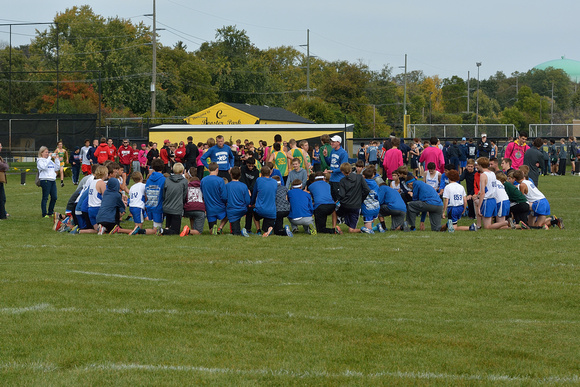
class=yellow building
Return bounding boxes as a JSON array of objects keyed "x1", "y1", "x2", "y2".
[{"x1": 184, "y1": 102, "x2": 315, "y2": 126}]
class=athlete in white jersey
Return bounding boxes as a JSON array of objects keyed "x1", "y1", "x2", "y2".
[
  {"x1": 476, "y1": 157, "x2": 509, "y2": 230},
  {"x1": 520, "y1": 179, "x2": 545, "y2": 202},
  {"x1": 424, "y1": 170, "x2": 440, "y2": 191},
  {"x1": 516, "y1": 175, "x2": 550, "y2": 227},
  {"x1": 494, "y1": 180, "x2": 510, "y2": 219}
]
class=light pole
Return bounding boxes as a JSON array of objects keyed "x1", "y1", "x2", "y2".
[
  {"x1": 476, "y1": 62, "x2": 481, "y2": 134},
  {"x1": 145, "y1": 0, "x2": 157, "y2": 118},
  {"x1": 399, "y1": 54, "x2": 408, "y2": 135},
  {"x1": 429, "y1": 91, "x2": 433, "y2": 124}
]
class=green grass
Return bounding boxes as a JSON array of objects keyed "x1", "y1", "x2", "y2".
[{"x1": 0, "y1": 172, "x2": 579, "y2": 385}]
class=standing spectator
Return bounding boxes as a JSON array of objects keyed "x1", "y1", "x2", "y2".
[
  {"x1": 557, "y1": 138, "x2": 568, "y2": 176},
  {"x1": 319, "y1": 134, "x2": 332, "y2": 172},
  {"x1": 503, "y1": 131, "x2": 529, "y2": 170},
  {"x1": 131, "y1": 143, "x2": 140, "y2": 176},
  {"x1": 466, "y1": 138, "x2": 478, "y2": 160},
  {"x1": 159, "y1": 139, "x2": 171, "y2": 172},
  {"x1": 399, "y1": 138, "x2": 411, "y2": 165},
  {"x1": 184, "y1": 136, "x2": 199, "y2": 172},
  {"x1": 447, "y1": 140, "x2": 461, "y2": 171},
  {"x1": 383, "y1": 138, "x2": 403, "y2": 182},
  {"x1": 106, "y1": 138, "x2": 117, "y2": 161},
  {"x1": 96, "y1": 138, "x2": 109, "y2": 164},
  {"x1": 80, "y1": 139, "x2": 92, "y2": 176},
  {"x1": 86, "y1": 139, "x2": 99, "y2": 166},
  {"x1": 138, "y1": 144, "x2": 149, "y2": 178},
  {"x1": 201, "y1": 135, "x2": 235, "y2": 181},
  {"x1": 0, "y1": 142, "x2": 8, "y2": 219},
  {"x1": 37, "y1": 146, "x2": 59, "y2": 218},
  {"x1": 523, "y1": 138, "x2": 544, "y2": 187},
  {"x1": 477, "y1": 134, "x2": 491, "y2": 158},
  {"x1": 459, "y1": 137, "x2": 468, "y2": 172},
  {"x1": 117, "y1": 139, "x2": 133, "y2": 178},
  {"x1": 568, "y1": 136, "x2": 578, "y2": 175},
  {"x1": 174, "y1": 141, "x2": 186, "y2": 164},
  {"x1": 323, "y1": 135, "x2": 349, "y2": 201},
  {"x1": 419, "y1": 137, "x2": 445, "y2": 173},
  {"x1": 146, "y1": 142, "x2": 160, "y2": 170},
  {"x1": 69, "y1": 146, "x2": 81, "y2": 185}
]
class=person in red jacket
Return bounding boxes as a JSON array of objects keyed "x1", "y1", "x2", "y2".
[
  {"x1": 174, "y1": 141, "x2": 186, "y2": 164},
  {"x1": 117, "y1": 139, "x2": 133, "y2": 175},
  {"x1": 96, "y1": 137, "x2": 110, "y2": 164},
  {"x1": 159, "y1": 139, "x2": 171, "y2": 172},
  {"x1": 107, "y1": 138, "x2": 117, "y2": 161}
]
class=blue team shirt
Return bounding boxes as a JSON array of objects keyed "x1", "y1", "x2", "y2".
[
  {"x1": 288, "y1": 189, "x2": 314, "y2": 219},
  {"x1": 252, "y1": 177, "x2": 277, "y2": 219},
  {"x1": 412, "y1": 180, "x2": 443, "y2": 206},
  {"x1": 225, "y1": 181, "x2": 250, "y2": 222},
  {"x1": 201, "y1": 175, "x2": 227, "y2": 217},
  {"x1": 378, "y1": 185, "x2": 407, "y2": 213},
  {"x1": 201, "y1": 145, "x2": 234, "y2": 170},
  {"x1": 361, "y1": 178, "x2": 380, "y2": 217},
  {"x1": 325, "y1": 147, "x2": 348, "y2": 182},
  {"x1": 308, "y1": 180, "x2": 335, "y2": 209}
]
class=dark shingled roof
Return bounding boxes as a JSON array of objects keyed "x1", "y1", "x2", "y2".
[{"x1": 225, "y1": 103, "x2": 314, "y2": 124}]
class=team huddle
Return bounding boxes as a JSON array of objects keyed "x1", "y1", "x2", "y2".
[{"x1": 50, "y1": 132, "x2": 564, "y2": 237}]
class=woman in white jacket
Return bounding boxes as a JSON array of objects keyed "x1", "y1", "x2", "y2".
[{"x1": 37, "y1": 146, "x2": 59, "y2": 218}]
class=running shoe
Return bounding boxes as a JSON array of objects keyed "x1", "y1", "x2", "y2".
[
  {"x1": 211, "y1": 224, "x2": 218, "y2": 235},
  {"x1": 447, "y1": 219, "x2": 455, "y2": 233},
  {"x1": 262, "y1": 227, "x2": 273, "y2": 238},
  {"x1": 97, "y1": 225, "x2": 105, "y2": 235},
  {"x1": 335, "y1": 226, "x2": 343, "y2": 235},
  {"x1": 519, "y1": 221, "x2": 530, "y2": 230},
  {"x1": 69, "y1": 226, "x2": 79, "y2": 234},
  {"x1": 109, "y1": 225, "x2": 120, "y2": 235},
  {"x1": 508, "y1": 217, "x2": 516, "y2": 229},
  {"x1": 403, "y1": 221, "x2": 411, "y2": 232},
  {"x1": 361, "y1": 227, "x2": 374, "y2": 234},
  {"x1": 469, "y1": 223, "x2": 477, "y2": 231},
  {"x1": 241, "y1": 228, "x2": 250, "y2": 237},
  {"x1": 180, "y1": 225, "x2": 190, "y2": 237},
  {"x1": 59, "y1": 225, "x2": 71, "y2": 233},
  {"x1": 310, "y1": 228, "x2": 317, "y2": 236},
  {"x1": 556, "y1": 217, "x2": 564, "y2": 229},
  {"x1": 156, "y1": 227, "x2": 163, "y2": 236},
  {"x1": 129, "y1": 226, "x2": 141, "y2": 235},
  {"x1": 377, "y1": 223, "x2": 385, "y2": 233},
  {"x1": 284, "y1": 225, "x2": 294, "y2": 237}
]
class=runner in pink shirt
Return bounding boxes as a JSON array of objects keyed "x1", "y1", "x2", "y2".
[
  {"x1": 419, "y1": 137, "x2": 445, "y2": 173},
  {"x1": 382, "y1": 138, "x2": 403, "y2": 181}
]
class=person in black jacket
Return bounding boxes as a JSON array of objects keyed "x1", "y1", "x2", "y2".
[
  {"x1": 184, "y1": 136, "x2": 199, "y2": 172},
  {"x1": 336, "y1": 162, "x2": 370, "y2": 233}
]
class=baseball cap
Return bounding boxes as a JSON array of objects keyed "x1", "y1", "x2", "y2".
[
  {"x1": 481, "y1": 133, "x2": 487, "y2": 138},
  {"x1": 164, "y1": 139, "x2": 170, "y2": 144},
  {"x1": 330, "y1": 135, "x2": 342, "y2": 144},
  {"x1": 461, "y1": 137, "x2": 466, "y2": 141}
]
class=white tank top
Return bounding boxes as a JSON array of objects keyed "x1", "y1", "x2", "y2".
[
  {"x1": 521, "y1": 179, "x2": 545, "y2": 202},
  {"x1": 75, "y1": 175, "x2": 94, "y2": 203},
  {"x1": 425, "y1": 171, "x2": 440, "y2": 190},
  {"x1": 88, "y1": 178, "x2": 103, "y2": 208},
  {"x1": 483, "y1": 171, "x2": 497, "y2": 200},
  {"x1": 494, "y1": 180, "x2": 509, "y2": 202}
]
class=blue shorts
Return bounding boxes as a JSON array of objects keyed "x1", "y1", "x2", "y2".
[
  {"x1": 343, "y1": 208, "x2": 360, "y2": 229},
  {"x1": 76, "y1": 213, "x2": 87, "y2": 229},
  {"x1": 362, "y1": 212, "x2": 379, "y2": 223},
  {"x1": 130, "y1": 207, "x2": 146, "y2": 224},
  {"x1": 480, "y1": 198, "x2": 497, "y2": 218},
  {"x1": 496, "y1": 200, "x2": 510, "y2": 217},
  {"x1": 206, "y1": 210, "x2": 227, "y2": 223},
  {"x1": 460, "y1": 160, "x2": 467, "y2": 168},
  {"x1": 532, "y1": 198, "x2": 550, "y2": 216},
  {"x1": 447, "y1": 206, "x2": 464, "y2": 224},
  {"x1": 146, "y1": 208, "x2": 164, "y2": 224},
  {"x1": 88, "y1": 207, "x2": 100, "y2": 226}
]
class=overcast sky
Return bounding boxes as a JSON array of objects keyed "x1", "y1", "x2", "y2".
[{"x1": 1, "y1": 0, "x2": 578, "y2": 80}]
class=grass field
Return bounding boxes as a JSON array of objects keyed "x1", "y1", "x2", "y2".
[{"x1": 0, "y1": 171, "x2": 579, "y2": 385}]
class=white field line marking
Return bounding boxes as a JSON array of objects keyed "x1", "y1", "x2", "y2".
[
  {"x1": 1, "y1": 304, "x2": 578, "y2": 326},
  {"x1": 70, "y1": 270, "x2": 167, "y2": 282},
  {"x1": 0, "y1": 362, "x2": 578, "y2": 383}
]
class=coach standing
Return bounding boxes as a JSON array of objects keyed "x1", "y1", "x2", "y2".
[
  {"x1": 184, "y1": 136, "x2": 199, "y2": 172},
  {"x1": 201, "y1": 135, "x2": 234, "y2": 181},
  {"x1": 323, "y1": 135, "x2": 348, "y2": 201}
]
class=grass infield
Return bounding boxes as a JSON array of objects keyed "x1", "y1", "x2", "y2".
[{"x1": 0, "y1": 172, "x2": 579, "y2": 385}]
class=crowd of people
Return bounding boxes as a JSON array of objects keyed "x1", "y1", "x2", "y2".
[{"x1": 37, "y1": 131, "x2": 570, "y2": 236}]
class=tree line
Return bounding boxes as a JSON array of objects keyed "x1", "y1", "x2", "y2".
[{"x1": 1, "y1": 5, "x2": 579, "y2": 137}]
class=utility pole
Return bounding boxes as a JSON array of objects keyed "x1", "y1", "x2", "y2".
[
  {"x1": 476, "y1": 62, "x2": 481, "y2": 134},
  {"x1": 300, "y1": 29, "x2": 311, "y2": 96},
  {"x1": 146, "y1": 0, "x2": 157, "y2": 118},
  {"x1": 466, "y1": 71, "x2": 470, "y2": 113}
]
